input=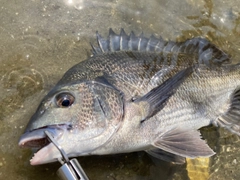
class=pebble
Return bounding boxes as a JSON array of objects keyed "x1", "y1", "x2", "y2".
[
  {"x1": 226, "y1": 147, "x2": 231, "y2": 152},
  {"x1": 232, "y1": 159, "x2": 237, "y2": 164}
]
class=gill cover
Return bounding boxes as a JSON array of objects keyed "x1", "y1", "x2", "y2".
[{"x1": 71, "y1": 78, "x2": 124, "y2": 153}]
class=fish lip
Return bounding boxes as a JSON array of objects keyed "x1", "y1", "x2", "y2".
[
  {"x1": 19, "y1": 124, "x2": 68, "y2": 148},
  {"x1": 30, "y1": 142, "x2": 57, "y2": 165},
  {"x1": 18, "y1": 124, "x2": 71, "y2": 165}
]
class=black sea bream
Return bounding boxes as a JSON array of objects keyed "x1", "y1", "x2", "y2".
[{"x1": 19, "y1": 29, "x2": 240, "y2": 165}]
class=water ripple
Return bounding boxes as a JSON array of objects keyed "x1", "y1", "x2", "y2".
[{"x1": 0, "y1": 54, "x2": 48, "y2": 121}]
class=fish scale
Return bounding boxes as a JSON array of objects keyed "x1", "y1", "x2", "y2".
[{"x1": 19, "y1": 29, "x2": 240, "y2": 167}]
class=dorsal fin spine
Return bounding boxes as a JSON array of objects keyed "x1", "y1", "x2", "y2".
[{"x1": 93, "y1": 29, "x2": 231, "y2": 67}]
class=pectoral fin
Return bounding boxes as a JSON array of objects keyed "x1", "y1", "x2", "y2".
[
  {"x1": 152, "y1": 127, "x2": 215, "y2": 158},
  {"x1": 134, "y1": 67, "x2": 193, "y2": 120}
]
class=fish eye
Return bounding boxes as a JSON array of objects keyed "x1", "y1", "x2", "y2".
[{"x1": 55, "y1": 93, "x2": 75, "y2": 108}]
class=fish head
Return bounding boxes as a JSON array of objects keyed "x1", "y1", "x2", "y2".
[{"x1": 19, "y1": 80, "x2": 124, "y2": 165}]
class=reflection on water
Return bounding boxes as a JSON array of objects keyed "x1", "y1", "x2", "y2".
[{"x1": 0, "y1": 0, "x2": 240, "y2": 179}]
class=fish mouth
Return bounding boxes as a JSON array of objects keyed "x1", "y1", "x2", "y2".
[{"x1": 18, "y1": 124, "x2": 70, "y2": 165}]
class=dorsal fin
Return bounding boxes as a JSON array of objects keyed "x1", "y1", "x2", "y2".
[{"x1": 92, "y1": 28, "x2": 231, "y2": 67}]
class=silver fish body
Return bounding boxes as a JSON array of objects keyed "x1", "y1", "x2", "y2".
[{"x1": 19, "y1": 29, "x2": 240, "y2": 165}]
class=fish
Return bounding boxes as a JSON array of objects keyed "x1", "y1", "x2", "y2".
[{"x1": 19, "y1": 28, "x2": 240, "y2": 166}]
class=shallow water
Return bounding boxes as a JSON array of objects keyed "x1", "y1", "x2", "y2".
[{"x1": 0, "y1": 0, "x2": 240, "y2": 179}]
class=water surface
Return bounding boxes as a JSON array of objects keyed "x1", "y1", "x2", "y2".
[{"x1": 0, "y1": 0, "x2": 240, "y2": 179}]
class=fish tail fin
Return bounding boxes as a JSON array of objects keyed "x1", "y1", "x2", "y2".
[
  {"x1": 92, "y1": 28, "x2": 230, "y2": 67},
  {"x1": 216, "y1": 87, "x2": 240, "y2": 136}
]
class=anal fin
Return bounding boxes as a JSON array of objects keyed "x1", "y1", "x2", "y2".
[
  {"x1": 216, "y1": 87, "x2": 240, "y2": 136},
  {"x1": 145, "y1": 148, "x2": 185, "y2": 164},
  {"x1": 152, "y1": 127, "x2": 215, "y2": 159}
]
